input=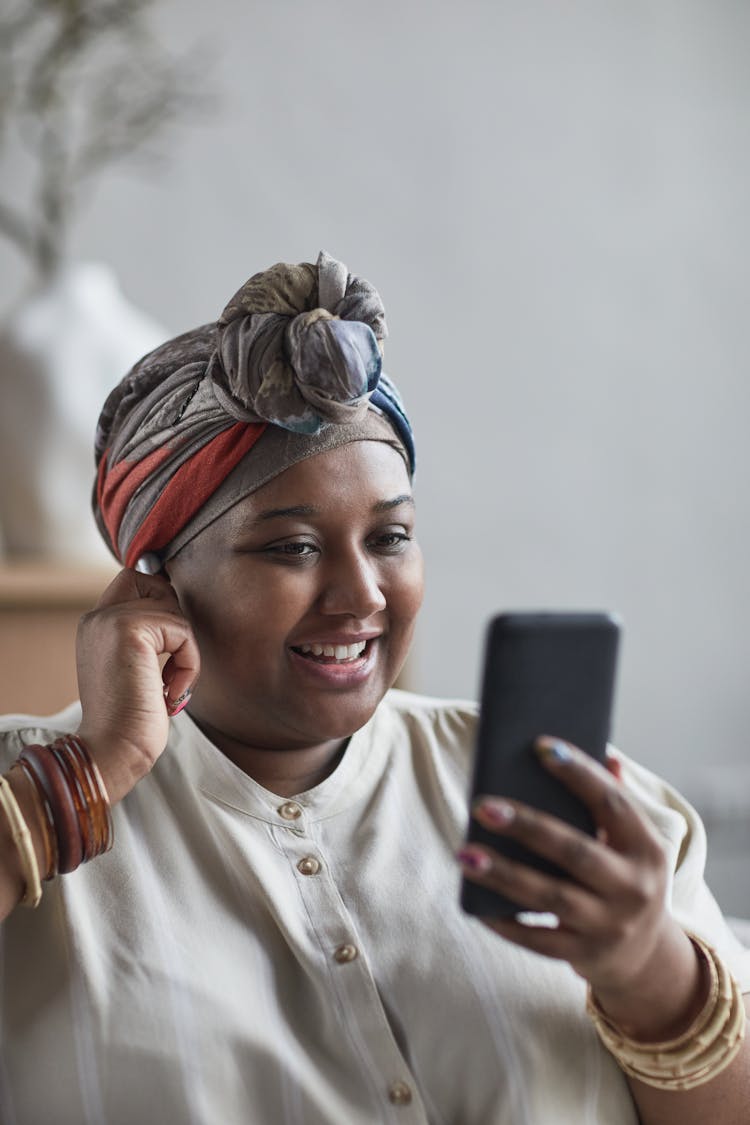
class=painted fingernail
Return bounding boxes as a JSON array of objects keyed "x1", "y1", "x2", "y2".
[
  {"x1": 476, "y1": 799, "x2": 515, "y2": 826},
  {"x1": 167, "y1": 689, "x2": 192, "y2": 717},
  {"x1": 457, "y1": 848, "x2": 492, "y2": 873},
  {"x1": 605, "y1": 750, "x2": 623, "y2": 782},
  {"x1": 535, "y1": 736, "x2": 572, "y2": 763}
]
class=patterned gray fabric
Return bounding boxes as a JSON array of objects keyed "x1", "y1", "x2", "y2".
[
  {"x1": 92, "y1": 252, "x2": 412, "y2": 568},
  {"x1": 214, "y1": 254, "x2": 386, "y2": 431}
]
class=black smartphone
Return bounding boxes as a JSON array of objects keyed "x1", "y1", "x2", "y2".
[{"x1": 460, "y1": 611, "x2": 621, "y2": 918}]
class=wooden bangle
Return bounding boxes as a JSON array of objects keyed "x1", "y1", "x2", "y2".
[
  {"x1": 19, "y1": 745, "x2": 84, "y2": 874},
  {"x1": 48, "y1": 741, "x2": 97, "y2": 863},
  {"x1": 55, "y1": 733, "x2": 114, "y2": 855},
  {"x1": 63, "y1": 736, "x2": 113, "y2": 856},
  {"x1": 8, "y1": 761, "x2": 56, "y2": 880},
  {"x1": 0, "y1": 774, "x2": 42, "y2": 908},
  {"x1": 586, "y1": 932, "x2": 746, "y2": 1091}
]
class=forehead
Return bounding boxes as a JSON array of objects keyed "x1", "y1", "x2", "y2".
[{"x1": 210, "y1": 440, "x2": 412, "y2": 535}]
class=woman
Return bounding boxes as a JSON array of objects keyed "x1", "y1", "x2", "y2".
[{"x1": 0, "y1": 252, "x2": 747, "y2": 1124}]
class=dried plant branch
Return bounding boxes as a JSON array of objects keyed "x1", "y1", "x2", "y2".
[
  {"x1": 0, "y1": 196, "x2": 36, "y2": 258},
  {"x1": 0, "y1": 0, "x2": 212, "y2": 281}
]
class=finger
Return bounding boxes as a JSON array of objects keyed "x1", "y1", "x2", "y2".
[
  {"x1": 457, "y1": 844, "x2": 602, "y2": 930},
  {"x1": 533, "y1": 736, "x2": 662, "y2": 857},
  {"x1": 482, "y1": 915, "x2": 583, "y2": 962},
  {"x1": 162, "y1": 651, "x2": 198, "y2": 716},
  {"x1": 471, "y1": 797, "x2": 632, "y2": 898},
  {"x1": 141, "y1": 617, "x2": 201, "y2": 693},
  {"x1": 94, "y1": 568, "x2": 182, "y2": 613}
]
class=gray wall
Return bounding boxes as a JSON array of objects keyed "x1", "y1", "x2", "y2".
[{"x1": 2, "y1": 1, "x2": 749, "y2": 909}]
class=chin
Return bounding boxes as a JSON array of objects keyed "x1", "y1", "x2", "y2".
[{"x1": 292, "y1": 687, "x2": 387, "y2": 744}]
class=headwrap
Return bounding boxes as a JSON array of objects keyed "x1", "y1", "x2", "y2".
[{"x1": 93, "y1": 251, "x2": 415, "y2": 569}]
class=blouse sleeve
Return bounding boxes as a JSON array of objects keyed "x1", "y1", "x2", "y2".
[
  {"x1": 0, "y1": 703, "x2": 83, "y2": 769},
  {"x1": 613, "y1": 747, "x2": 750, "y2": 993}
]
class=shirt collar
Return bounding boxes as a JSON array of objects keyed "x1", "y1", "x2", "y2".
[{"x1": 164, "y1": 701, "x2": 394, "y2": 825}]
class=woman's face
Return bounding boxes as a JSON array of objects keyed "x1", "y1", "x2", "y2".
[{"x1": 166, "y1": 440, "x2": 424, "y2": 752}]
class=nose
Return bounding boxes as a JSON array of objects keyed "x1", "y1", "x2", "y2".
[{"x1": 317, "y1": 551, "x2": 387, "y2": 619}]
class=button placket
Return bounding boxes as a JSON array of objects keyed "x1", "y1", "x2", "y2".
[
  {"x1": 388, "y1": 1081, "x2": 413, "y2": 1106},
  {"x1": 277, "y1": 800, "x2": 303, "y2": 822},
  {"x1": 274, "y1": 818, "x2": 428, "y2": 1122},
  {"x1": 275, "y1": 800, "x2": 308, "y2": 840},
  {"x1": 333, "y1": 942, "x2": 358, "y2": 964}
]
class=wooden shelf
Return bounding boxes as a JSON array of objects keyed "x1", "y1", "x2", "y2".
[
  {"x1": 0, "y1": 559, "x2": 117, "y2": 607},
  {"x1": 0, "y1": 558, "x2": 118, "y2": 716}
]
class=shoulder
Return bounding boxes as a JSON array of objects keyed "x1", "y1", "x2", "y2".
[
  {"x1": 379, "y1": 688, "x2": 478, "y2": 736},
  {"x1": 0, "y1": 702, "x2": 82, "y2": 766},
  {"x1": 611, "y1": 747, "x2": 702, "y2": 857},
  {"x1": 365, "y1": 690, "x2": 479, "y2": 836},
  {"x1": 375, "y1": 688, "x2": 478, "y2": 770}
]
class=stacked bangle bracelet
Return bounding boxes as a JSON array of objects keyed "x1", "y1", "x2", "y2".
[
  {"x1": 587, "y1": 932, "x2": 746, "y2": 1091},
  {"x1": 0, "y1": 735, "x2": 113, "y2": 907},
  {"x1": 0, "y1": 774, "x2": 42, "y2": 908}
]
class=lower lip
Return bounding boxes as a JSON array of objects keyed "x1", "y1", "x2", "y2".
[{"x1": 288, "y1": 640, "x2": 378, "y2": 687}]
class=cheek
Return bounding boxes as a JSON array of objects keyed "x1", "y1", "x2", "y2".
[
  {"x1": 177, "y1": 579, "x2": 259, "y2": 646},
  {"x1": 389, "y1": 551, "x2": 425, "y2": 626},
  {"x1": 180, "y1": 568, "x2": 311, "y2": 648}
]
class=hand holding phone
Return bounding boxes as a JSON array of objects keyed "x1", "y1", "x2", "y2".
[{"x1": 460, "y1": 611, "x2": 621, "y2": 918}]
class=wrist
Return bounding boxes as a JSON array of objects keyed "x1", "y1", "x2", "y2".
[
  {"x1": 587, "y1": 932, "x2": 746, "y2": 1091},
  {"x1": 591, "y1": 920, "x2": 708, "y2": 1042}
]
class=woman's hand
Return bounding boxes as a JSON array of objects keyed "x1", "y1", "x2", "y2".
[
  {"x1": 458, "y1": 737, "x2": 706, "y2": 1040},
  {"x1": 75, "y1": 568, "x2": 200, "y2": 806}
]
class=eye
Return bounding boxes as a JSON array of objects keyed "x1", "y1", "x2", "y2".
[
  {"x1": 265, "y1": 540, "x2": 319, "y2": 560},
  {"x1": 368, "y1": 529, "x2": 413, "y2": 553}
]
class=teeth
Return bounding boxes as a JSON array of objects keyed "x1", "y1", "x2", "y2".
[{"x1": 297, "y1": 641, "x2": 368, "y2": 661}]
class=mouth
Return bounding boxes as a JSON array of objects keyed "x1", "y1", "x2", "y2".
[{"x1": 290, "y1": 639, "x2": 371, "y2": 665}]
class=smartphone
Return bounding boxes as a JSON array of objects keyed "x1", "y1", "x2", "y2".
[{"x1": 460, "y1": 611, "x2": 621, "y2": 918}]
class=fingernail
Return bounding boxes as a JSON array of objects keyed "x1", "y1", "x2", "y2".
[
  {"x1": 605, "y1": 749, "x2": 623, "y2": 782},
  {"x1": 476, "y1": 799, "x2": 515, "y2": 826},
  {"x1": 167, "y1": 689, "x2": 192, "y2": 717},
  {"x1": 457, "y1": 848, "x2": 492, "y2": 873},
  {"x1": 534, "y1": 736, "x2": 572, "y2": 763}
]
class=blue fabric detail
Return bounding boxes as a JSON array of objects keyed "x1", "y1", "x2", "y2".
[{"x1": 370, "y1": 374, "x2": 416, "y2": 475}]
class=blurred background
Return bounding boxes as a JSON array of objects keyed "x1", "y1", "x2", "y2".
[{"x1": 0, "y1": 0, "x2": 748, "y2": 914}]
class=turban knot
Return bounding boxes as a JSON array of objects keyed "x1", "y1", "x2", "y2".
[{"x1": 211, "y1": 252, "x2": 386, "y2": 432}]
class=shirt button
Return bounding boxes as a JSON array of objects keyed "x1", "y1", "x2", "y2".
[
  {"x1": 333, "y1": 943, "x2": 358, "y2": 964},
  {"x1": 297, "y1": 856, "x2": 321, "y2": 876},
  {"x1": 388, "y1": 1081, "x2": 413, "y2": 1106},
  {"x1": 278, "y1": 801, "x2": 303, "y2": 821}
]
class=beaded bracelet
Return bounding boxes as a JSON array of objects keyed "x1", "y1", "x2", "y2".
[
  {"x1": 586, "y1": 932, "x2": 746, "y2": 1091},
  {"x1": 0, "y1": 774, "x2": 42, "y2": 908}
]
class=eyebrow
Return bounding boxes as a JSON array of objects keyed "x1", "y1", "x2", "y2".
[
  {"x1": 371, "y1": 494, "x2": 414, "y2": 514},
  {"x1": 255, "y1": 505, "x2": 317, "y2": 522},
  {"x1": 254, "y1": 495, "x2": 414, "y2": 523}
]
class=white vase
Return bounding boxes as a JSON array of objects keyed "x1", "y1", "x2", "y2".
[{"x1": 0, "y1": 263, "x2": 167, "y2": 562}]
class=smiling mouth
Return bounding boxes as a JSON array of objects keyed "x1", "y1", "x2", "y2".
[{"x1": 291, "y1": 640, "x2": 370, "y2": 664}]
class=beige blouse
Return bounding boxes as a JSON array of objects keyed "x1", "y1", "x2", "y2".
[{"x1": 0, "y1": 690, "x2": 747, "y2": 1125}]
